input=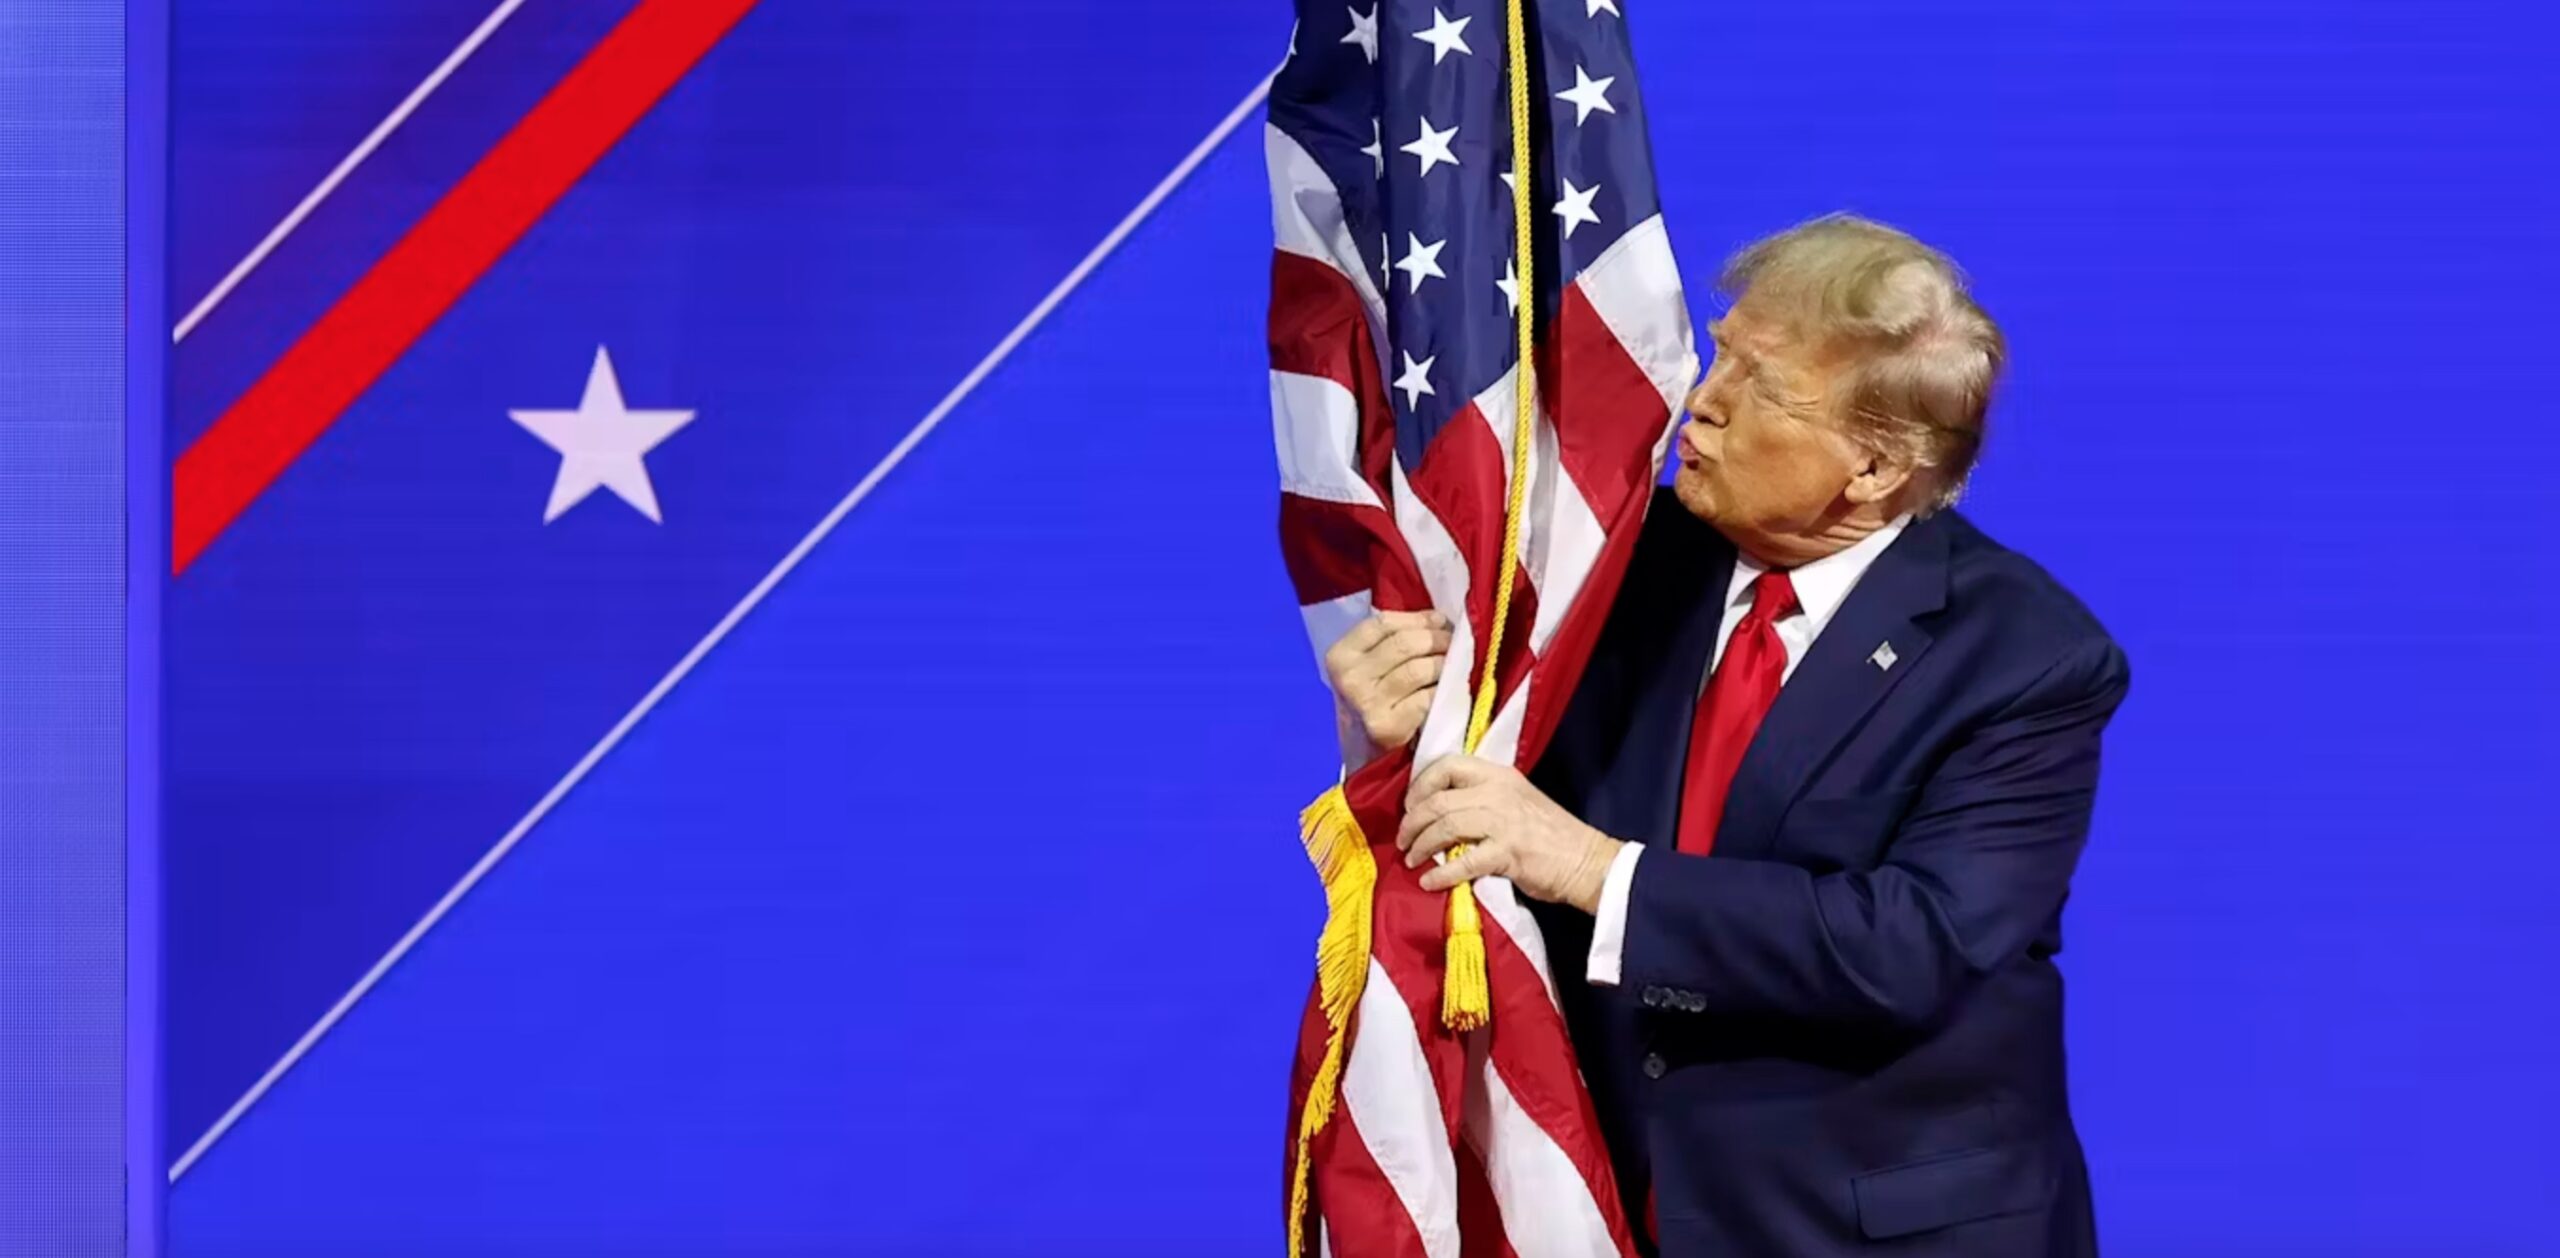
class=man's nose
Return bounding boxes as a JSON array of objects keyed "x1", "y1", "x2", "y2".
[{"x1": 1683, "y1": 380, "x2": 1723, "y2": 424}]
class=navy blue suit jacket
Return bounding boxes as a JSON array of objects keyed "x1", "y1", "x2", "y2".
[{"x1": 1528, "y1": 491, "x2": 2130, "y2": 1257}]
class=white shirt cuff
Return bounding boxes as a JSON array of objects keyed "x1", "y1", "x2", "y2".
[{"x1": 1585, "y1": 842, "x2": 1645, "y2": 987}]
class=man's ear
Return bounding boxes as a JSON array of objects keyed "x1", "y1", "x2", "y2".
[{"x1": 1844, "y1": 448, "x2": 1917, "y2": 512}]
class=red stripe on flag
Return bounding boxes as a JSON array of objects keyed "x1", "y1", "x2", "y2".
[
  {"x1": 171, "y1": 0, "x2": 765, "y2": 573},
  {"x1": 1270, "y1": 250, "x2": 1395, "y2": 500},
  {"x1": 1477, "y1": 913, "x2": 1639, "y2": 1256},
  {"x1": 1516, "y1": 463, "x2": 1656, "y2": 777},
  {"x1": 1403, "y1": 406, "x2": 1539, "y2": 717},
  {"x1": 1512, "y1": 283, "x2": 1679, "y2": 773},
  {"x1": 1370, "y1": 856, "x2": 1471, "y2": 1147},
  {"x1": 1544, "y1": 284, "x2": 1676, "y2": 528},
  {"x1": 1339, "y1": 758, "x2": 1471, "y2": 1141},
  {"x1": 1315, "y1": 1107, "x2": 1437, "y2": 1258},
  {"x1": 1279, "y1": 493, "x2": 1402, "y2": 608},
  {"x1": 1455, "y1": 1137, "x2": 1522, "y2": 1258}
]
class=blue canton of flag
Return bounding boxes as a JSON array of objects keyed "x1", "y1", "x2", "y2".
[{"x1": 1270, "y1": 0, "x2": 1666, "y2": 471}]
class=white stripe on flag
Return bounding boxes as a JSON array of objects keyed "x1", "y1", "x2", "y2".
[
  {"x1": 1388, "y1": 454, "x2": 1479, "y2": 773},
  {"x1": 1274, "y1": 370, "x2": 1384, "y2": 509},
  {"x1": 1568, "y1": 214, "x2": 1699, "y2": 421},
  {"x1": 1527, "y1": 453, "x2": 1607, "y2": 659},
  {"x1": 1343, "y1": 958, "x2": 1462, "y2": 1258},
  {"x1": 1266, "y1": 125, "x2": 1389, "y2": 358},
  {"x1": 1471, "y1": 877, "x2": 1564, "y2": 1011},
  {"x1": 1475, "y1": 1060, "x2": 1621, "y2": 1258}
]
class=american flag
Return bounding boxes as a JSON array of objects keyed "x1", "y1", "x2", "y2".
[{"x1": 1266, "y1": 2, "x2": 1697, "y2": 1254}]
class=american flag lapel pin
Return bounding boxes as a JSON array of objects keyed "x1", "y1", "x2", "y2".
[{"x1": 1869, "y1": 642, "x2": 1899, "y2": 671}]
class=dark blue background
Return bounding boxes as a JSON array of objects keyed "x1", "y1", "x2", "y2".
[{"x1": 165, "y1": 1, "x2": 2560, "y2": 1254}]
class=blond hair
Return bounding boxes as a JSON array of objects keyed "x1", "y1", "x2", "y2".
[{"x1": 1720, "y1": 214, "x2": 2005, "y2": 514}]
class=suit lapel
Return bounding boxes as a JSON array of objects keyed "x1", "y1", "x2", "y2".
[{"x1": 1713, "y1": 516, "x2": 1950, "y2": 862}]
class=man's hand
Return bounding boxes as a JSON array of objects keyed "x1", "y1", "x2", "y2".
[
  {"x1": 1322, "y1": 610, "x2": 1451, "y2": 752},
  {"x1": 1400, "y1": 755, "x2": 1622, "y2": 913}
]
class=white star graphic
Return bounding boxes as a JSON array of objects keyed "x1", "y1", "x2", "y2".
[
  {"x1": 1401, "y1": 117, "x2": 1461, "y2": 176},
  {"x1": 1361, "y1": 117, "x2": 1385, "y2": 176},
  {"x1": 1553, "y1": 177, "x2": 1603, "y2": 238},
  {"x1": 1395, "y1": 351, "x2": 1437, "y2": 409},
  {"x1": 1501, "y1": 167, "x2": 1520, "y2": 195},
  {"x1": 1588, "y1": 0, "x2": 1621, "y2": 16},
  {"x1": 1556, "y1": 64, "x2": 1618, "y2": 125},
  {"x1": 1413, "y1": 7, "x2": 1473, "y2": 63},
  {"x1": 509, "y1": 346, "x2": 696, "y2": 523},
  {"x1": 1498, "y1": 257, "x2": 1521, "y2": 313},
  {"x1": 1342, "y1": 4, "x2": 1380, "y2": 63},
  {"x1": 1288, "y1": 20, "x2": 1299, "y2": 59},
  {"x1": 1395, "y1": 232, "x2": 1450, "y2": 293}
]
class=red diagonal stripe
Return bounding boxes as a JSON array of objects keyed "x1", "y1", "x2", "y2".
[{"x1": 171, "y1": 0, "x2": 764, "y2": 574}]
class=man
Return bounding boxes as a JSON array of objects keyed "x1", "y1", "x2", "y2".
[{"x1": 1322, "y1": 214, "x2": 2129, "y2": 1257}]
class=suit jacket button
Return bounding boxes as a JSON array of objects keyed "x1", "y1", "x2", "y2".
[
  {"x1": 1641, "y1": 986, "x2": 1666, "y2": 1008},
  {"x1": 1642, "y1": 1053, "x2": 1667, "y2": 1080}
]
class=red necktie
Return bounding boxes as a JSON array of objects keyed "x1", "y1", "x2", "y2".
[{"x1": 1675, "y1": 571, "x2": 1799, "y2": 856}]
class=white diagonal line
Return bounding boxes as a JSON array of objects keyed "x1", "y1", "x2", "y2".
[
  {"x1": 168, "y1": 66, "x2": 1280, "y2": 1184},
  {"x1": 171, "y1": 0, "x2": 529, "y2": 343}
]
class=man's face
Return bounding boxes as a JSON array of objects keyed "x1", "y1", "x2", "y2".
[{"x1": 1672, "y1": 302, "x2": 1868, "y2": 554}]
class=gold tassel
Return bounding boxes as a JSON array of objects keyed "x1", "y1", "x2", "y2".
[
  {"x1": 1287, "y1": 785, "x2": 1377, "y2": 1258},
  {"x1": 1441, "y1": 882, "x2": 1490, "y2": 1030}
]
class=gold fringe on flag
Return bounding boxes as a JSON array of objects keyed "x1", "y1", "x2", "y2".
[{"x1": 1286, "y1": 786, "x2": 1377, "y2": 1258}]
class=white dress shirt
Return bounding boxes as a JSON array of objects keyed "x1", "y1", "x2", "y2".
[{"x1": 1586, "y1": 516, "x2": 1911, "y2": 987}]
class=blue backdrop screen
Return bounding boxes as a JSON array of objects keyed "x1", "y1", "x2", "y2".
[{"x1": 164, "y1": 2, "x2": 2559, "y2": 1255}]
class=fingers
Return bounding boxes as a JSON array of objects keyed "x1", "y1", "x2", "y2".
[
  {"x1": 1323, "y1": 610, "x2": 1453, "y2": 751},
  {"x1": 1369, "y1": 624, "x2": 1453, "y2": 679},
  {"x1": 1373, "y1": 608, "x2": 1445, "y2": 633},
  {"x1": 1406, "y1": 753, "x2": 1499, "y2": 807},
  {"x1": 1322, "y1": 616, "x2": 1390, "y2": 676},
  {"x1": 1396, "y1": 784, "x2": 1465, "y2": 849},
  {"x1": 1380, "y1": 651, "x2": 1442, "y2": 697},
  {"x1": 1381, "y1": 688, "x2": 1433, "y2": 737},
  {"x1": 1330, "y1": 614, "x2": 1448, "y2": 693},
  {"x1": 1419, "y1": 843, "x2": 1500, "y2": 892},
  {"x1": 1401, "y1": 810, "x2": 1482, "y2": 867}
]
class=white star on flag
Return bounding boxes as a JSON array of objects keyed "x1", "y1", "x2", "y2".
[
  {"x1": 1588, "y1": 0, "x2": 1621, "y2": 15},
  {"x1": 1553, "y1": 177, "x2": 1603, "y2": 238},
  {"x1": 1395, "y1": 232, "x2": 1449, "y2": 293},
  {"x1": 1342, "y1": 4, "x2": 1378, "y2": 63},
  {"x1": 1498, "y1": 257, "x2": 1520, "y2": 313},
  {"x1": 509, "y1": 346, "x2": 696, "y2": 524},
  {"x1": 1362, "y1": 118, "x2": 1385, "y2": 176},
  {"x1": 1556, "y1": 65, "x2": 1618, "y2": 125},
  {"x1": 1394, "y1": 351, "x2": 1437, "y2": 409},
  {"x1": 1413, "y1": 7, "x2": 1473, "y2": 63},
  {"x1": 1402, "y1": 117, "x2": 1460, "y2": 176}
]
